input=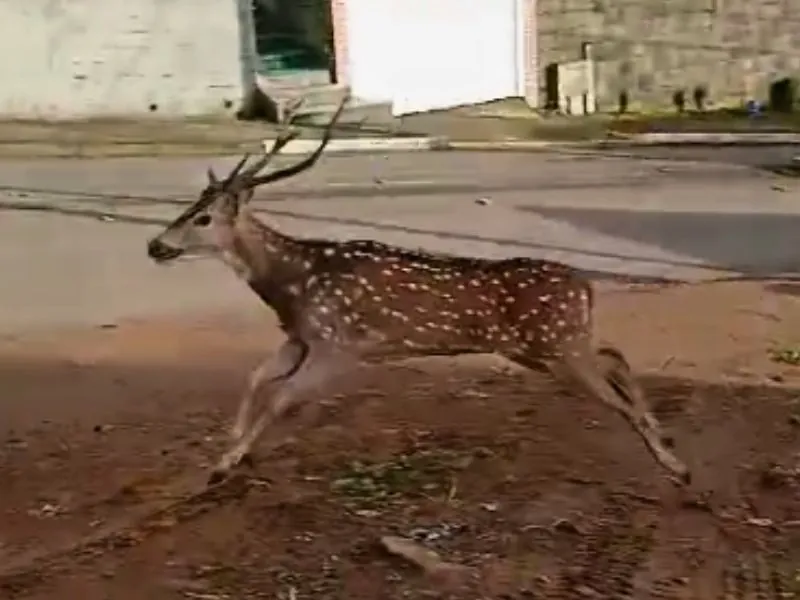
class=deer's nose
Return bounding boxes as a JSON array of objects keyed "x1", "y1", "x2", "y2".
[
  {"x1": 147, "y1": 238, "x2": 165, "y2": 258},
  {"x1": 147, "y1": 238, "x2": 181, "y2": 262}
]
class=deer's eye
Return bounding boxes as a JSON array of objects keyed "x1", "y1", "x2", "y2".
[{"x1": 193, "y1": 214, "x2": 212, "y2": 227}]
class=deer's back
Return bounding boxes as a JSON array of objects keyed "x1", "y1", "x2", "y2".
[{"x1": 296, "y1": 241, "x2": 594, "y2": 359}]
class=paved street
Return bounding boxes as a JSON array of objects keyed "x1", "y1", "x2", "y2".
[
  {"x1": 591, "y1": 142, "x2": 800, "y2": 170},
  {"x1": 1, "y1": 148, "x2": 798, "y2": 334}
]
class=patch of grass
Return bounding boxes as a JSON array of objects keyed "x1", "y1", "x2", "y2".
[
  {"x1": 769, "y1": 345, "x2": 800, "y2": 366},
  {"x1": 329, "y1": 448, "x2": 467, "y2": 508},
  {"x1": 522, "y1": 107, "x2": 800, "y2": 141},
  {"x1": 608, "y1": 107, "x2": 800, "y2": 134},
  {"x1": 787, "y1": 568, "x2": 800, "y2": 599},
  {"x1": 526, "y1": 119, "x2": 615, "y2": 141}
]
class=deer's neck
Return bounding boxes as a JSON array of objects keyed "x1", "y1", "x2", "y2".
[
  {"x1": 227, "y1": 212, "x2": 311, "y2": 330},
  {"x1": 221, "y1": 212, "x2": 286, "y2": 279}
]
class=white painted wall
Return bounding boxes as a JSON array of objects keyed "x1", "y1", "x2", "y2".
[
  {"x1": 345, "y1": 0, "x2": 521, "y2": 115},
  {"x1": 0, "y1": 0, "x2": 256, "y2": 118}
]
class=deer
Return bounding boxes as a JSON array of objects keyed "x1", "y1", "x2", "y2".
[{"x1": 146, "y1": 92, "x2": 691, "y2": 487}]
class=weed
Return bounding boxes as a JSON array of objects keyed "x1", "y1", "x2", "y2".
[
  {"x1": 329, "y1": 448, "x2": 465, "y2": 508},
  {"x1": 769, "y1": 346, "x2": 800, "y2": 366}
]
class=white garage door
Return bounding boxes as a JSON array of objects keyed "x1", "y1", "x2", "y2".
[{"x1": 345, "y1": 0, "x2": 522, "y2": 116}]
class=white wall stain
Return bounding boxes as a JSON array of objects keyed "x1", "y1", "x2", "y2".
[{"x1": 0, "y1": 0, "x2": 252, "y2": 118}]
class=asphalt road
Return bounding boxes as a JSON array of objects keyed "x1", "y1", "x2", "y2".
[
  {"x1": 594, "y1": 142, "x2": 799, "y2": 170},
  {"x1": 1, "y1": 148, "x2": 798, "y2": 333}
]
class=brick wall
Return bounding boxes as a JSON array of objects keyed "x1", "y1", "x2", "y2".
[
  {"x1": 0, "y1": 0, "x2": 254, "y2": 118},
  {"x1": 537, "y1": 0, "x2": 800, "y2": 110}
]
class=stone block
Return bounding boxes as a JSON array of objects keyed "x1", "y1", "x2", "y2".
[{"x1": 538, "y1": 0, "x2": 800, "y2": 109}]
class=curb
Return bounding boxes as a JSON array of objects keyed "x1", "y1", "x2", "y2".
[
  {"x1": 438, "y1": 140, "x2": 570, "y2": 152},
  {"x1": 440, "y1": 134, "x2": 800, "y2": 152},
  {"x1": 599, "y1": 132, "x2": 800, "y2": 146},
  {"x1": 260, "y1": 136, "x2": 447, "y2": 154},
  {"x1": 255, "y1": 132, "x2": 800, "y2": 156}
]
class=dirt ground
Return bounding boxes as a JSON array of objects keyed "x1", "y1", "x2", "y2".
[{"x1": 2, "y1": 280, "x2": 800, "y2": 600}]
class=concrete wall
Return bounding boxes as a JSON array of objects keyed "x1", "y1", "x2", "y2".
[
  {"x1": 538, "y1": 0, "x2": 800, "y2": 110},
  {"x1": 0, "y1": 0, "x2": 257, "y2": 119}
]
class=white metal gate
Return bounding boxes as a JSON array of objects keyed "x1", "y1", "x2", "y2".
[{"x1": 345, "y1": 0, "x2": 523, "y2": 115}]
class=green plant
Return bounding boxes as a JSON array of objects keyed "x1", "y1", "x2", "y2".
[{"x1": 769, "y1": 345, "x2": 800, "y2": 366}]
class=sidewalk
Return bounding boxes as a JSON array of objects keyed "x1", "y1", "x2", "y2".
[{"x1": 0, "y1": 104, "x2": 799, "y2": 158}]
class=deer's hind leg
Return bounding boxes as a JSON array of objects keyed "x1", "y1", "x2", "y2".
[
  {"x1": 593, "y1": 345, "x2": 673, "y2": 447},
  {"x1": 504, "y1": 341, "x2": 690, "y2": 484}
]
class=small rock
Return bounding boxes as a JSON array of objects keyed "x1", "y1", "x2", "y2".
[
  {"x1": 575, "y1": 584, "x2": 601, "y2": 598},
  {"x1": 552, "y1": 518, "x2": 582, "y2": 534},
  {"x1": 475, "y1": 197, "x2": 492, "y2": 206},
  {"x1": 162, "y1": 577, "x2": 210, "y2": 593},
  {"x1": 745, "y1": 517, "x2": 775, "y2": 528},
  {"x1": 481, "y1": 502, "x2": 500, "y2": 513},
  {"x1": 380, "y1": 535, "x2": 470, "y2": 578},
  {"x1": 462, "y1": 389, "x2": 489, "y2": 400},
  {"x1": 4, "y1": 437, "x2": 27, "y2": 450},
  {"x1": 27, "y1": 503, "x2": 62, "y2": 518},
  {"x1": 473, "y1": 447, "x2": 494, "y2": 458}
]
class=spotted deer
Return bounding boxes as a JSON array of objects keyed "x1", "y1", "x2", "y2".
[{"x1": 146, "y1": 92, "x2": 690, "y2": 486}]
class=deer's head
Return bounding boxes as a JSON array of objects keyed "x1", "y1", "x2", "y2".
[{"x1": 146, "y1": 92, "x2": 350, "y2": 265}]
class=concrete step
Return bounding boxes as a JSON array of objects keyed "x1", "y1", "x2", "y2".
[
  {"x1": 255, "y1": 73, "x2": 392, "y2": 125},
  {"x1": 297, "y1": 102, "x2": 396, "y2": 132}
]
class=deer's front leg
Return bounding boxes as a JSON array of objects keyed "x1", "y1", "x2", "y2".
[
  {"x1": 211, "y1": 343, "x2": 352, "y2": 484},
  {"x1": 230, "y1": 339, "x2": 308, "y2": 441}
]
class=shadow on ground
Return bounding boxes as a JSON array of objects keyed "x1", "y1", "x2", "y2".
[
  {"x1": 763, "y1": 281, "x2": 800, "y2": 299},
  {"x1": 1, "y1": 354, "x2": 799, "y2": 600}
]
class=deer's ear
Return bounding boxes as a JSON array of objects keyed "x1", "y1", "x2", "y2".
[
  {"x1": 207, "y1": 167, "x2": 218, "y2": 184},
  {"x1": 237, "y1": 188, "x2": 256, "y2": 206},
  {"x1": 209, "y1": 190, "x2": 240, "y2": 220}
]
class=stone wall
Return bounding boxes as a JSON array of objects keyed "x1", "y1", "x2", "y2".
[
  {"x1": 0, "y1": 0, "x2": 256, "y2": 118},
  {"x1": 537, "y1": 0, "x2": 800, "y2": 110}
]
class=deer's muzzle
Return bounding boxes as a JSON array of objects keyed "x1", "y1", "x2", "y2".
[{"x1": 147, "y1": 238, "x2": 183, "y2": 263}]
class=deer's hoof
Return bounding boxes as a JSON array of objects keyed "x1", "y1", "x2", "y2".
[
  {"x1": 240, "y1": 452, "x2": 256, "y2": 468},
  {"x1": 208, "y1": 468, "x2": 229, "y2": 486},
  {"x1": 670, "y1": 468, "x2": 692, "y2": 487},
  {"x1": 680, "y1": 469, "x2": 692, "y2": 486}
]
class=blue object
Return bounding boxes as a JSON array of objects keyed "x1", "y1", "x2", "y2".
[{"x1": 746, "y1": 100, "x2": 764, "y2": 118}]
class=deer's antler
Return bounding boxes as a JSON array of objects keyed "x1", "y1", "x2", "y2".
[
  {"x1": 222, "y1": 90, "x2": 350, "y2": 191},
  {"x1": 236, "y1": 96, "x2": 307, "y2": 182}
]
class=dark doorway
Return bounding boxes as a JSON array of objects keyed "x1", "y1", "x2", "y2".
[{"x1": 252, "y1": 0, "x2": 335, "y2": 82}]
